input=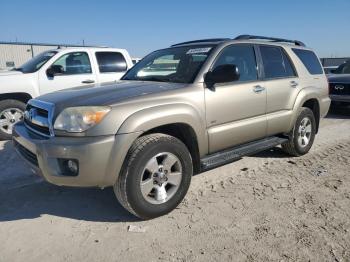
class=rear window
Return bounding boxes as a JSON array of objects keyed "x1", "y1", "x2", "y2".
[
  {"x1": 292, "y1": 49, "x2": 323, "y2": 75},
  {"x1": 95, "y1": 52, "x2": 127, "y2": 73},
  {"x1": 260, "y1": 46, "x2": 296, "y2": 79}
]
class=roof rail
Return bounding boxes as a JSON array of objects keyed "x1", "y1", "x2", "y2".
[
  {"x1": 234, "y1": 35, "x2": 306, "y2": 47},
  {"x1": 171, "y1": 38, "x2": 230, "y2": 47}
]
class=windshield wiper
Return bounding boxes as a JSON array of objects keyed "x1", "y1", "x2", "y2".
[
  {"x1": 139, "y1": 76, "x2": 170, "y2": 82},
  {"x1": 11, "y1": 67, "x2": 23, "y2": 72}
]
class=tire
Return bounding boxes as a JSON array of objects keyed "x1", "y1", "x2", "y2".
[
  {"x1": 282, "y1": 107, "x2": 316, "y2": 157},
  {"x1": 114, "y1": 133, "x2": 193, "y2": 220},
  {"x1": 0, "y1": 99, "x2": 26, "y2": 141}
]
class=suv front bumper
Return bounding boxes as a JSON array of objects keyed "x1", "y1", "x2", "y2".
[{"x1": 12, "y1": 122, "x2": 139, "y2": 188}]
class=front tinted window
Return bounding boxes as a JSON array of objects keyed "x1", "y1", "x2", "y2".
[
  {"x1": 260, "y1": 46, "x2": 296, "y2": 79},
  {"x1": 122, "y1": 45, "x2": 214, "y2": 83},
  {"x1": 52, "y1": 52, "x2": 92, "y2": 75},
  {"x1": 96, "y1": 52, "x2": 127, "y2": 73},
  {"x1": 292, "y1": 49, "x2": 323, "y2": 75},
  {"x1": 333, "y1": 61, "x2": 350, "y2": 74},
  {"x1": 15, "y1": 51, "x2": 57, "y2": 73},
  {"x1": 213, "y1": 45, "x2": 258, "y2": 82}
]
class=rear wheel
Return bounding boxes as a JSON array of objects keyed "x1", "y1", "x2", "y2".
[
  {"x1": 282, "y1": 107, "x2": 316, "y2": 156},
  {"x1": 0, "y1": 100, "x2": 26, "y2": 140},
  {"x1": 114, "y1": 133, "x2": 193, "y2": 220}
]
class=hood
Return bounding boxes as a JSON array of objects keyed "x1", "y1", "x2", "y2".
[
  {"x1": 327, "y1": 74, "x2": 350, "y2": 83},
  {"x1": 0, "y1": 70, "x2": 23, "y2": 77},
  {"x1": 37, "y1": 80, "x2": 187, "y2": 114}
]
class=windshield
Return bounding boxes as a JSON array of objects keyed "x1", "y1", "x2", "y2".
[
  {"x1": 332, "y1": 61, "x2": 350, "y2": 74},
  {"x1": 122, "y1": 45, "x2": 215, "y2": 83},
  {"x1": 14, "y1": 51, "x2": 57, "y2": 73}
]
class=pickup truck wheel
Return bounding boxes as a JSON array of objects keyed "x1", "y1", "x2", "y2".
[
  {"x1": 282, "y1": 107, "x2": 316, "y2": 156},
  {"x1": 0, "y1": 100, "x2": 26, "y2": 140},
  {"x1": 114, "y1": 133, "x2": 193, "y2": 220}
]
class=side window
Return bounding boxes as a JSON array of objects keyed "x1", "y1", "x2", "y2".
[
  {"x1": 52, "y1": 52, "x2": 92, "y2": 75},
  {"x1": 260, "y1": 46, "x2": 296, "y2": 79},
  {"x1": 281, "y1": 50, "x2": 297, "y2": 77},
  {"x1": 292, "y1": 49, "x2": 324, "y2": 75},
  {"x1": 95, "y1": 52, "x2": 127, "y2": 73},
  {"x1": 213, "y1": 45, "x2": 258, "y2": 82}
]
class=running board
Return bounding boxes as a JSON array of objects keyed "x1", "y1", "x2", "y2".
[{"x1": 200, "y1": 136, "x2": 288, "y2": 172}]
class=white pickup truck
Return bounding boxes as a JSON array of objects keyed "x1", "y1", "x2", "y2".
[{"x1": 0, "y1": 47, "x2": 133, "y2": 140}]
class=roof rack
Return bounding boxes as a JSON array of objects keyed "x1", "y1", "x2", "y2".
[
  {"x1": 171, "y1": 38, "x2": 230, "y2": 47},
  {"x1": 234, "y1": 35, "x2": 306, "y2": 47}
]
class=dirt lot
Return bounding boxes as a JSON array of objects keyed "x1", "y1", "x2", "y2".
[{"x1": 1, "y1": 106, "x2": 350, "y2": 262}]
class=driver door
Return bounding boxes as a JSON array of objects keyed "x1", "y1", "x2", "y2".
[
  {"x1": 38, "y1": 51, "x2": 97, "y2": 95},
  {"x1": 205, "y1": 44, "x2": 267, "y2": 153}
]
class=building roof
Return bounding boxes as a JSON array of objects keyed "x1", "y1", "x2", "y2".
[{"x1": 0, "y1": 41, "x2": 104, "y2": 48}]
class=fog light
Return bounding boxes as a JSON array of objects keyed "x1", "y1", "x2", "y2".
[
  {"x1": 67, "y1": 160, "x2": 78, "y2": 174},
  {"x1": 58, "y1": 159, "x2": 79, "y2": 176}
]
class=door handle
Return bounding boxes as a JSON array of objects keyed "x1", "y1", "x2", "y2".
[
  {"x1": 290, "y1": 81, "x2": 298, "y2": 88},
  {"x1": 253, "y1": 85, "x2": 265, "y2": 93},
  {"x1": 82, "y1": 79, "x2": 95, "y2": 84}
]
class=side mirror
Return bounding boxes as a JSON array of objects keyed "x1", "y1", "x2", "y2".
[
  {"x1": 46, "y1": 65, "x2": 64, "y2": 78},
  {"x1": 205, "y1": 64, "x2": 240, "y2": 87}
]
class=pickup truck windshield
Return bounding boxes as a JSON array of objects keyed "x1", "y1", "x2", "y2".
[
  {"x1": 122, "y1": 45, "x2": 215, "y2": 83},
  {"x1": 13, "y1": 51, "x2": 57, "y2": 73}
]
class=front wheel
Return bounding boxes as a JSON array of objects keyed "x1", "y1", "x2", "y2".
[
  {"x1": 282, "y1": 107, "x2": 316, "y2": 156},
  {"x1": 0, "y1": 100, "x2": 26, "y2": 140},
  {"x1": 114, "y1": 133, "x2": 193, "y2": 220}
]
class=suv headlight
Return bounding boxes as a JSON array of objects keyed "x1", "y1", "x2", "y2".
[{"x1": 54, "y1": 106, "x2": 111, "y2": 132}]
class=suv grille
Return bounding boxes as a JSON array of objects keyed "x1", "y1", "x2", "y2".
[
  {"x1": 24, "y1": 100, "x2": 54, "y2": 137},
  {"x1": 329, "y1": 83, "x2": 350, "y2": 95}
]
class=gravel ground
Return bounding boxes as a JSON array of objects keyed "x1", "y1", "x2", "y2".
[{"x1": 0, "y1": 106, "x2": 349, "y2": 262}]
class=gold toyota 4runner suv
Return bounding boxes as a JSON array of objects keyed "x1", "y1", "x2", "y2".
[{"x1": 13, "y1": 35, "x2": 331, "y2": 219}]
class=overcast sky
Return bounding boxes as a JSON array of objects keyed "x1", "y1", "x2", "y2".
[{"x1": 1, "y1": 0, "x2": 349, "y2": 58}]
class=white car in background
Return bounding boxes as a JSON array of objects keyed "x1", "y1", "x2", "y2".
[{"x1": 0, "y1": 47, "x2": 133, "y2": 139}]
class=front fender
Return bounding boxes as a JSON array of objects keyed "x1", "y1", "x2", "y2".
[
  {"x1": 0, "y1": 73, "x2": 39, "y2": 98},
  {"x1": 117, "y1": 103, "x2": 208, "y2": 156}
]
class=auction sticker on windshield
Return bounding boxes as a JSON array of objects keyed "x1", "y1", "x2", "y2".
[{"x1": 186, "y1": 47, "x2": 212, "y2": 54}]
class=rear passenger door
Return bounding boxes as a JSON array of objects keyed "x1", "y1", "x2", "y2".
[
  {"x1": 205, "y1": 44, "x2": 267, "y2": 153},
  {"x1": 258, "y1": 45, "x2": 299, "y2": 136},
  {"x1": 95, "y1": 52, "x2": 128, "y2": 84}
]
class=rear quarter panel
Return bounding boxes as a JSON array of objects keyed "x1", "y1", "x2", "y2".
[{"x1": 284, "y1": 46, "x2": 330, "y2": 131}]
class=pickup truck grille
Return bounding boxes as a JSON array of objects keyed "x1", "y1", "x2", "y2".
[
  {"x1": 24, "y1": 100, "x2": 54, "y2": 137},
  {"x1": 329, "y1": 83, "x2": 350, "y2": 95}
]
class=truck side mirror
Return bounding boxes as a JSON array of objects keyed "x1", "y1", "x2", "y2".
[
  {"x1": 46, "y1": 65, "x2": 64, "y2": 78},
  {"x1": 204, "y1": 64, "x2": 240, "y2": 89}
]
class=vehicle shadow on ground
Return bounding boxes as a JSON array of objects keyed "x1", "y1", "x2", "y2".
[
  {"x1": 0, "y1": 183, "x2": 138, "y2": 223},
  {"x1": 326, "y1": 104, "x2": 350, "y2": 119},
  {"x1": 0, "y1": 141, "x2": 137, "y2": 223},
  {"x1": 251, "y1": 146, "x2": 289, "y2": 159}
]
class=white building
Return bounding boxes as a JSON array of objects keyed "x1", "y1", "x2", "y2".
[{"x1": 0, "y1": 42, "x2": 98, "y2": 71}]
